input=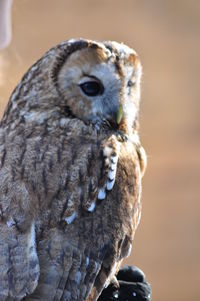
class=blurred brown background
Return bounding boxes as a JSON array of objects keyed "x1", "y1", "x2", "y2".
[{"x1": 0, "y1": 0, "x2": 200, "y2": 300}]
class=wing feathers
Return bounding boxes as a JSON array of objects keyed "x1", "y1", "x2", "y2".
[{"x1": 0, "y1": 222, "x2": 39, "y2": 300}]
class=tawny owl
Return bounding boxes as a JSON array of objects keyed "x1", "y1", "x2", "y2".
[{"x1": 0, "y1": 39, "x2": 146, "y2": 301}]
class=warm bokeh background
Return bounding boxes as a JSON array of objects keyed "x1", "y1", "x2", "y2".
[{"x1": 0, "y1": 0, "x2": 200, "y2": 300}]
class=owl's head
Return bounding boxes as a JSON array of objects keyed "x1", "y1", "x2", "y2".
[
  {"x1": 4, "y1": 39, "x2": 142, "y2": 135},
  {"x1": 53, "y1": 39, "x2": 142, "y2": 134}
]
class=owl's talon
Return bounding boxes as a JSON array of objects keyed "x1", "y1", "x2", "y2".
[{"x1": 111, "y1": 276, "x2": 120, "y2": 289}]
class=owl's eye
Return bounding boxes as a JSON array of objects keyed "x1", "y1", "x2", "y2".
[{"x1": 80, "y1": 81, "x2": 104, "y2": 97}]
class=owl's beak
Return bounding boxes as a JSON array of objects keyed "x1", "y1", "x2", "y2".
[
  {"x1": 116, "y1": 104, "x2": 123, "y2": 125},
  {"x1": 105, "y1": 103, "x2": 124, "y2": 130}
]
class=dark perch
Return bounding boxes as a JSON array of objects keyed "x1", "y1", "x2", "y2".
[{"x1": 98, "y1": 265, "x2": 152, "y2": 301}]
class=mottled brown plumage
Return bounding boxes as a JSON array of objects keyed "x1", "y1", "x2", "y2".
[{"x1": 0, "y1": 39, "x2": 146, "y2": 301}]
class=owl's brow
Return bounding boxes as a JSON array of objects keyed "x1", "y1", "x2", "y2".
[
  {"x1": 81, "y1": 74, "x2": 99, "y2": 80},
  {"x1": 114, "y1": 56, "x2": 124, "y2": 79},
  {"x1": 103, "y1": 44, "x2": 124, "y2": 79},
  {"x1": 50, "y1": 40, "x2": 90, "y2": 85}
]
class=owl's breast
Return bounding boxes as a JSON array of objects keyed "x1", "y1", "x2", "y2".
[
  {"x1": 103, "y1": 139, "x2": 142, "y2": 249},
  {"x1": 117, "y1": 140, "x2": 142, "y2": 226}
]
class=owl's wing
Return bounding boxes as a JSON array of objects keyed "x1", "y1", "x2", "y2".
[
  {"x1": 0, "y1": 180, "x2": 40, "y2": 300},
  {"x1": 24, "y1": 228, "x2": 118, "y2": 301},
  {"x1": 24, "y1": 133, "x2": 144, "y2": 301},
  {"x1": 0, "y1": 222, "x2": 39, "y2": 300},
  {"x1": 21, "y1": 135, "x2": 123, "y2": 301}
]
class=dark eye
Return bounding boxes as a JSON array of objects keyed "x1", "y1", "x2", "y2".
[{"x1": 80, "y1": 81, "x2": 104, "y2": 96}]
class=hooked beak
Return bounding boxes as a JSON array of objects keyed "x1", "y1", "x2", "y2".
[
  {"x1": 116, "y1": 103, "x2": 123, "y2": 125},
  {"x1": 103, "y1": 103, "x2": 124, "y2": 130}
]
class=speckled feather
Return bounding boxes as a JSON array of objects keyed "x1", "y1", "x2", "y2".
[{"x1": 0, "y1": 39, "x2": 146, "y2": 301}]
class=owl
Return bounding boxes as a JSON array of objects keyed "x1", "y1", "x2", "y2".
[{"x1": 0, "y1": 39, "x2": 146, "y2": 301}]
